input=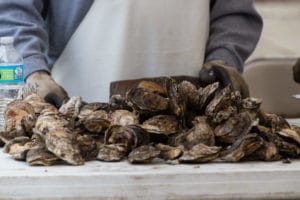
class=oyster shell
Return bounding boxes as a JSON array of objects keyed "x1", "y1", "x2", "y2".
[
  {"x1": 128, "y1": 145, "x2": 161, "y2": 164},
  {"x1": 3, "y1": 136, "x2": 32, "y2": 160},
  {"x1": 126, "y1": 87, "x2": 169, "y2": 114},
  {"x1": 221, "y1": 133, "x2": 264, "y2": 162},
  {"x1": 137, "y1": 81, "x2": 167, "y2": 96},
  {"x1": 174, "y1": 116, "x2": 215, "y2": 149},
  {"x1": 257, "y1": 125, "x2": 300, "y2": 157},
  {"x1": 110, "y1": 110, "x2": 139, "y2": 126},
  {"x1": 197, "y1": 82, "x2": 220, "y2": 111},
  {"x1": 26, "y1": 148, "x2": 60, "y2": 166},
  {"x1": 179, "y1": 143, "x2": 221, "y2": 163},
  {"x1": 97, "y1": 144, "x2": 127, "y2": 162},
  {"x1": 82, "y1": 110, "x2": 110, "y2": 133},
  {"x1": 214, "y1": 112, "x2": 253, "y2": 144},
  {"x1": 35, "y1": 111, "x2": 69, "y2": 135},
  {"x1": 77, "y1": 134, "x2": 98, "y2": 161},
  {"x1": 155, "y1": 143, "x2": 183, "y2": 160},
  {"x1": 109, "y1": 94, "x2": 131, "y2": 111},
  {"x1": 141, "y1": 115, "x2": 179, "y2": 135},
  {"x1": 177, "y1": 81, "x2": 198, "y2": 108},
  {"x1": 105, "y1": 125, "x2": 150, "y2": 151},
  {"x1": 24, "y1": 93, "x2": 57, "y2": 115},
  {"x1": 205, "y1": 86, "x2": 240, "y2": 123},
  {"x1": 45, "y1": 129, "x2": 84, "y2": 165},
  {"x1": 246, "y1": 141, "x2": 281, "y2": 161},
  {"x1": 166, "y1": 78, "x2": 186, "y2": 119},
  {"x1": 59, "y1": 96, "x2": 82, "y2": 120},
  {"x1": 2, "y1": 100, "x2": 36, "y2": 141},
  {"x1": 277, "y1": 128, "x2": 300, "y2": 145},
  {"x1": 78, "y1": 102, "x2": 110, "y2": 119}
]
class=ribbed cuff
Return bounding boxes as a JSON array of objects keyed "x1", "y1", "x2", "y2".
[
  {"x1": 205, "y1": 48, "x2": 243, "y2": 73},
  {"x1": 23, "y1": 55, "x2": 50, "y2": 79}
]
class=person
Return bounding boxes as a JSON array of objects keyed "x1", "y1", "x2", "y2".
[
  {"x1": 0, "y1": 0, "x2": 263, "y2": 107},
  {"x1": 293, "y1": 58, "x2": 300, "y2": 83}
]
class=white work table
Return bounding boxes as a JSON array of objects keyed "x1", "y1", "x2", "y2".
[{"x1": 0, "y1": 149, "x2": 299, "y2": 200}]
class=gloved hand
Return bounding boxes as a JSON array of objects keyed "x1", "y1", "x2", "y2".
[
  {"x1": 293, "y1": 58, "x2": 300, "y2": 83},
  {"x1": 25, "y1": 71, "x2": 69, "y2": 108},
  {"x1": 199, "y1": 60, "x2": 249, "y2": 98}
]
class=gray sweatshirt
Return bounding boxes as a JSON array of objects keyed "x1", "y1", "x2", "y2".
[{"x1": 0, "y1": 0, "x2": 262, "y2": 78}]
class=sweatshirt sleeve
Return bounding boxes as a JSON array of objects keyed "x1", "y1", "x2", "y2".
[
  {"x1": 0, "y1": 0, "x2": 49, "y2": 78},
  {"x1": 205, "y1": 0, "x2": 263, "y2": 73}
]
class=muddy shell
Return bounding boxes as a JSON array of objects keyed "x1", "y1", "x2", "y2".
[
  {"x1": 221, "y1": 133, "x2": 264, "y2": 162},
  {"x1": 126, "y1": 87, "x2": 169, "y2": 114},
  {"x1": 77, "y1": 134, "x2": 98, "y2": 161},
  {"x1": 3, "y1": 136, "x2": 32, "y2": 160},
  {"x1": 174, "y1": 117, "x2": 215, "y2": 149},
  {"x1": 179, "y1": 143, "x2": 221, "y2": 163},
  {"x1": 155, "y1": 143, "x2": 183, "y2": 160},
  {"x1": 45, "y1": 129, "x2": 84, "y2": 165},
  {"x1": 105, "y1": 125, "x2": 150, "y2": 151},
  {"x1": 214, "y1": 112, "x2": 253, "y2": 144},
  {"x1": 82, "y1": 110, "x2": 110, "y2": 133},
  {"x1": 26, "y1": 148, "x2": 60, "y2": 166},
  {"x1": 141, "y1": 115, "x2": 179, "y2": 135},
  {"x1": 110, "y1": 110, "x2": 139, "y2": 126},
  {"x1": 128, "y1": 145, "x2": 161, "y2": 164},
  {"x1": 97, "y1": 144, "x2": 127, "y2": 162}
]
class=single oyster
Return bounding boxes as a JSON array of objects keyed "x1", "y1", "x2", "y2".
[
  {"x1": 128, "y1": 145, "x2": 160, "y2": 164},
  {"x1": 205, "y1": 86, "x2": 240, "y2": 123},
  {"x1": 177, "y1": 81, "x2": 198, "y2": 108},
  {"x1": 277, "y1": 128, "x2": 300, "y2": 145},
  {"x1": 110, "y1": 110, "x2": 139, "y2": 126},
  {"x1": 26, "y1": 148, "x2": 60, "y2": 166},
  {"x1": 77, "y1": 134, "x2": 98, "y2": 161},
  {"x1": 109, "y1": 94, "x2": 131, "y2": 111},
  {"x1": 197, "y1": 82, "x2": 220, "y2": 111},
  {"x1": 105, "y1": 125, "x2": 150, "y2": 151},
  {"x1": 179, "y1": 143, "x2": 221, "y2": 163},
  {"x1": 78, "y1": 102, "x2": 110, "y2": 119},
  {"x1": 141, "y1": 115, "x2": 179, "y2": 136},
  {"x1": 82, "y1": 110, "x2": 110, "y2": 133},
  {"x1": 24, "y1": 93, "x2": 58, "y2": 115},
  {"x1": 246, "y1": 141, "x2": 281, "y2": 161},
  {"x1": 257, "y1": 125, "x2": 300, "y2": 157},
  {"x1": 137, "y1": 81, "x2": 167, "y2": 96},
  {"x1": 45, "y1": 129, "x2": 84, "y2": 165},
  {"x1": 2, "y1": 100, "x2": 36, "y2": 141},
  {"x1": 126, "y1": 85, "x2": 169, "y2": 114},
  {"x1": 3, "y1": 136, "x2": 32, "y2": 160},
  {"x1": 35, "y1": 112, "x2": 69, "y2": 135},
  {"x1": 166, "y1": 78, "x2": 186, "y2": 119},
  {"x1": 221, "y1": 133, "x2": 264, "y2": 162},
  {"x1": 174, "y1": 116, "x2": 215, "y2": 149},
  {"x1": 155, "y1": 143, "x2": 183, "y2": 160},
  {"x1": 259, "y1": 111, "x2": 290, "y2": 132},
  {"x1": 59, "y1": 96, "x2": 82, "y2": 120},
  {"x1": 214, "y1": 112, "x2": 253, "y2": 144},
  {"x1": 97, "y1": 144, "x2": 127, "y2": 162}
]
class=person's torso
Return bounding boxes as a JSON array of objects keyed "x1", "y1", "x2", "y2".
[
  {"x1": 45, "y1": 0, "x2": 94, "y2": 68},
  {"x1": 50, "y1": 0, "x2": 210, "y2": 102}
]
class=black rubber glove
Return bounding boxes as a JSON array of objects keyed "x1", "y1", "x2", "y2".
[
  {"x1": 199, "y1": 60, "x2": 249, "y2": 98},
  {"x1": 25, "y1": 71, "x2": 69, "y2": 108},
  {"x1": 293, "y1": 58, "x2": 300, "y2": 83}
]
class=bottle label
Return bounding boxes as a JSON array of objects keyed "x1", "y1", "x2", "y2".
[{"x1": 0, "y1": 64, "x2": 24, "y2": 83}]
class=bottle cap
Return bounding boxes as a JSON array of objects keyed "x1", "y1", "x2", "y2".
[{"x1": 0, "y1": 37, "x2": 14, "y2": 45}]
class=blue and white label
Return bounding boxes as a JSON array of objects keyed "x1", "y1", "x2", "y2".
[{"x1": 0, "y1": 64, "x2": 24, "y2": 83}]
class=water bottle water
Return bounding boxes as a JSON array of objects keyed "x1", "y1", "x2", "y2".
[{"x1": 0, "y1": 37, "x2": 24, "y2": 131}]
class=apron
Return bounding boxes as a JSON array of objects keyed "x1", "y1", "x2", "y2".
[{"x1": 52, "y1": 0, "x2": 210, "y2": 102}]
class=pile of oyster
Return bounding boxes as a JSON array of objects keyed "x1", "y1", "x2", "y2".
[{"x1": 1, "y1": 78, "x2": 300, "y2": 166}]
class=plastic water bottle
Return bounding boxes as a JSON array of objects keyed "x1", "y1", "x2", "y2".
[{"x1": 0, "y1": 37, "x2": 24, "y2": 131}]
